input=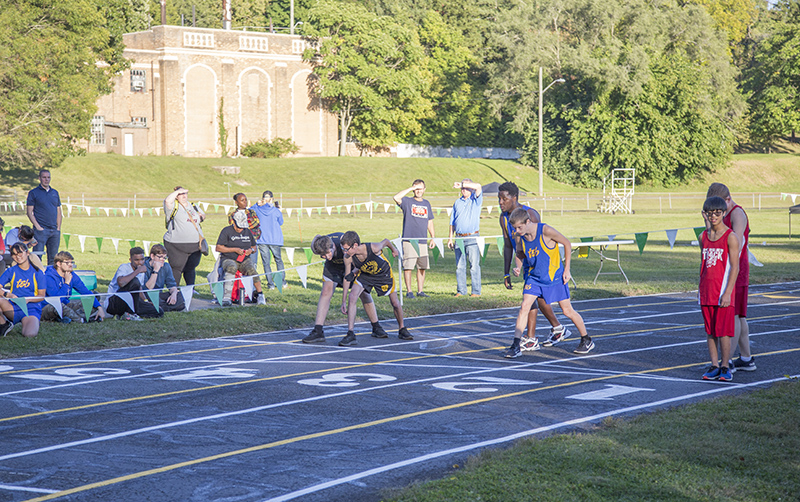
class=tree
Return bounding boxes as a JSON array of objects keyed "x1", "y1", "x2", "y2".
[
  {"x1": 303, "y1": 0, "x2": 433, "y2": 155},
  {"x1": 0, "y1": 0, "x2": 128, "y2": 170}
]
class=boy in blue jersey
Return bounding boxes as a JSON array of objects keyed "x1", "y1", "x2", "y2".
[
  {"x1": 0, "y1": 243, "x2": 46, "y2": 337},
  {"x1": 503, "y1": 208, "x2": 594, "y2": 357}
]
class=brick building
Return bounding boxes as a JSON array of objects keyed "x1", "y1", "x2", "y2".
[{"x1": 88, "y1": 25, "x2": 338, "y2": 157}]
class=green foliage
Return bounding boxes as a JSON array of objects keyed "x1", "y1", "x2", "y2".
[
  {"x1": 218, "y1": 98, "x2": 228, "y2": 157},
  {"x1": 0, "y1": 0, "x2": 129, "y2": 170},
  {"x1": 742, "y1": 0, "x2": 800, "y2": 145},
  {"x1": 240, "y1": 138, "x2": 300, "y2": 158},
  {"x1": 303, "y1": 0, "x2": 434, "y2": 155}
]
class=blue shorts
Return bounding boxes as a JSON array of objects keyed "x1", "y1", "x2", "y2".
[
  {"x1": 522, "y1": 278, "x2": 570, "y2": 304},
  {"x1": 11, "y1": 302, "x2": 42, "y2": 323}
]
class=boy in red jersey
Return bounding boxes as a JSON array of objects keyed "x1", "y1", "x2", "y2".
[{"x1": 699, "y1": 196, "x2": 739, "y2": 381}]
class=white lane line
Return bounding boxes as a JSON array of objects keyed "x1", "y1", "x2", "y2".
[
  {"x1": 262, "y1": 374, "x2": 800, "y2": 502},
  {"x1": 0, "y1": 483, "x2": 58, "y2": 494},
  {"x1": 3, "y1": 327, "x2": 797, "y2": 463}
]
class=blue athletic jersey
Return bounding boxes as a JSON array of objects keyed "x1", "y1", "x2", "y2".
[
  {"x1": 501, "y1": 204, "x2": 533, "y2": 252},
  {"x1": 520, "y1": 223, "x2": 564, "y2": 287},
  {"x1": 0, "y1": 264, "x2": 45, "y2": 298}
]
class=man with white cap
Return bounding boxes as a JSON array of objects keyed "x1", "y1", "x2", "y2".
[{"x1": 215, "y1": 209, "x2": 266, "y2": 306}]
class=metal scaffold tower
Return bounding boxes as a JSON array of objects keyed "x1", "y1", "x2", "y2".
[{"x1": 598, "y1": 168, "x2": 636, "y2": 214}]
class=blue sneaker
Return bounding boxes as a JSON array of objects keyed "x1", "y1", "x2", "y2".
[
  {"x1": 719, "y1": 367, "x2": 733, "y2": 382},
  {"x1": 503, "y1": 344, "x2": 521, "y2": 358},
  {"x1": 702, "y1": 366, "x2": 721, "y2": 380}
]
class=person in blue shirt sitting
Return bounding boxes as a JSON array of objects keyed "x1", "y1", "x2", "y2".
[
  {"x1": 41, "y1": 251, "x2": 104, "y2": 323},
  {"x1": 0, "y1": 243, "x2": 46, "y2": 337}
]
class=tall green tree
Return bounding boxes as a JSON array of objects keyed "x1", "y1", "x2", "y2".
[
  {"x1": 0, "y1": 0, "x2": 128, "y2": 169},
  {"x1": 303, "y1": 0, "x2": 433, "y2": 155}
]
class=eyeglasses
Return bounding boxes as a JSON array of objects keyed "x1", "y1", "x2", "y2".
[
  {"x1": 154, "y1": 254, "x2": 168, "y2": 260},
  {"x1": 341, "y1": 245, "x2": 353, "y2": 253},
  {"x1": 704, "y1": 210, "x2": 724, "y2": 217}
]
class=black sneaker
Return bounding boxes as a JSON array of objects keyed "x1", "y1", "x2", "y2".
[
  {"x1": 733, "y1": 356, "x2": 756, "y2": 372},
  {"x1": 302, "y1": 328, "x2": 326, "y2": 344},
  {"x1": 405, "y1": 291, "x2": 414, "y2": 299},
  {"x1": 398, "y1": 327, "x2": 413, "y2": 340},
  {"x1": 371, "y1": 324, "x2": 389, "y2": 338},
  {"x1": 573, "y1": 337, "x2": 595, "y2": 354},
  {"x1": 0, "y1": 321, "x2": 13, "y2": 337},
  {"x1": 339, "y1": 330, "x2": 357, "y2": 346},
  {"x1": 503, "y1": 344, "x2": 521, "y2": 358},
  {"x1": 416, "y1": 292, "x2": 429, "y2": 298}
]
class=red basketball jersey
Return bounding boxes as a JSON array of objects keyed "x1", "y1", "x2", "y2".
[
  {"x1": 699, "y1": 228, "x2": 735, "y2": 306},
  {"x1": 722, "y1": 204, "x2": 749, "y2": 287}
]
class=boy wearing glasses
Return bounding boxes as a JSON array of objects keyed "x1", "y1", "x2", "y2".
[
  {"x1": 699, "y1": 196, "x2": 739, "y2": 382},
  {"x1": 0, "y1": 243, "x2": 46, "y2": 337},
  {"x1": 339, "y1": 231, "x2": 412, "y2": 346},
  {"x1": 139, "y1": 244, "x2": 186, "y2": 317},
  {"x1": 42, "y1": 251, "x2": 104, "y2": 323}
]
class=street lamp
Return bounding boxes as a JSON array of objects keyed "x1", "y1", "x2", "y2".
[{"x1": 538, "y1": 67, "x2": 565, "y2": 197}]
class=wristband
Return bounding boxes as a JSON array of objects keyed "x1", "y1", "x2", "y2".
[{"x1": 504, "y1": 275, "x2": 510, "y2": 278}]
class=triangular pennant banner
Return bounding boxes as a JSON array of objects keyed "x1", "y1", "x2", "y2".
[
  {"x1": 78, "y1": 235, "x2": 86, "y2": 252},
  {"x1": 80, "y1": 296, "x2": 95, "y2": 322},
  {"x1": 435, "y1": 208, "x2": 442, "y2": 216},
  {"x1": 431, "y1": 245, "x2": 440, "y2": 265},
  {"x1": 138, "y1": 208, "x2": 145, "y2": 217},
  {"x1": 180, "y1": 285, "x2": 194, "y2": 311},
  {"x1": 96, "y1": 237, "x2": 103, "y2": 253},
  {"x1": 297, "y1": 265, "x2": 308, "y2": 288},
  {"x1": 113, "y1": 208, "x2": 118, "y2": 217},
  {"x1": 112, "y1": 238, "x2": 120, "y2": 254},
  {"x1": 435, "y1": 238, "x2": 445, "y2": 258},
  {"x1": 635, "y1": 232, "x2": 648, "y2": 255},
  {"x1": 129, "y1": 240, "x2": 136, "y2": 248},
  {"x1": 384, "y1": 203, "x2": 391, "y2": 213},
  {"x1": 456, "y1": 238, "x2": 465, "y2": 253},
  {"x1": 306, "y1": 208, "x2": 313, "y2": 217},
  {"x1": 410, "y1": 239, "x2": 420, "y2": 254},
  {"x1": 274, "y1": 272, "x2": 285, "y2": 293},
  {"x1": 496, "y1": 237, "x2": 504, "y2": 256},
  {"x1": 211, "y1": 282, "x2": 224, "y2": 303},
  {"x1": 142, "y1": 241, "x2": 151, "y2": 255},
  {"x1": 146, "y1": 290, "x2": 161, "y2": 312},
  {"x1": 326, "y1": 207, "x2": 332, "y2": 215},
  {"x1": 693, "y1": 227, "x2": 705, "y2": 241},
  {"x1": 63, "y1": 234, "x2": 71, "y2": 249},
  {"x1": 44, "y1": 297, "x2": 63, "y2": 318},
  {"x1": 10, "y1": 297, "x2": 28, "y2": 316},
  {"x1": 665, "y1": 229, "x2": 678, "y2": 250},
  {"x1": 240, "y1": 275, "x2": 254, "y2": 300},
  {"x1": 286, "y1": 208, "x2": 293, "y2": 217},
  {"x1": 578, "y1": 237, "x2": 592, "y2": 259},
  {"x1": 121, "y1": 208, "x2": 128, "y2": 217},
  {"x1": 336, "y1": 206, "x2": 342, "y2": 214},
  {"x1": 446, "y1": 208, "x2": 452, "y2": 217},
  {"x1": 304, "y1": 248, "x2": 313, "y2": 263},
  {"x1": 84, "y1": 206, "x2": 92, "y2": 215},
  {"x1": 486, "y1": 205, "x2": 493, "y2": 214},
  {"x1": 607, "y1": 235, "x2": 616, "y2": 241},
  {"x1": 103, "y1": 208, "x2": 110, "y2": 217},
  {"x1": 477, "y1": 236, "x2": 486, "y2": 257},
  {"x1": 345, "y1": 205, "x2": 352, "y2": 214},
  {"x1": 148, "y1": 208, "x2": 153, "y2": 216},
  {"x1": 117, "y1": 292, "x2": 135, "y2": 313},
  {"x1": 286, "y1": 247, "x2": 295, "y2": 265},
  {"x1": 482, "y1": 242, "x2": 491, "y2": 263}
]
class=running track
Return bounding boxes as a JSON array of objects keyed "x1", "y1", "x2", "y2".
[{"x1": 1, "y1": 282, "x2": 799, "y2": 502}]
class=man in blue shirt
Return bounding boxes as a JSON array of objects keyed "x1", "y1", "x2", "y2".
[
  {"x1": 26, "y1": 170, "x2": 62, "y2": 266},
  {"x1": 250, "y1": 190, "x2": 287, "y2": 290},
  {"x1": 139, "y1": 244, "x2": 185, "y2": 317},
  {"x1": 447, "y1": 179, "x2": 483, "y2": 297},
  {"x1": 42, "y1": 251, "x2": 104, "y2": 323}
]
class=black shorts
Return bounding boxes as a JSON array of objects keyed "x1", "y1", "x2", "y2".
[
  {"x1": 354, "y1": 271, "x2": 395, "y2": 297},
  {"x1": 323, "y1": 262, "x2": 345, "y2": 287}
]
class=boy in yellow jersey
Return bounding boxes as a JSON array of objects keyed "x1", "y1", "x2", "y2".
[{"x1": 503, "y1": 208, "x2": 594, "y2": 358}]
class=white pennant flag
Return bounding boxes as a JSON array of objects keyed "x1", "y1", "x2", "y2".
[
  {"x1": 121, "y1": 208, "x2": 128, "y2": 217},
  {"x1": 665, "y1": 229, "x2": 678, "y2": 249},
  {"x1": 326, "y1": 206, "x2": 333, "y2": 215},
  {"x1": 306, "y1": 208, "x2": 313, "y2": 217},
  {"x1": 155, "y1": 206, "x2": 162, "y2": 216},
  {"x1": 211, "y1": 248, "x2": 220, "y2": 261},
  {"x1": 446, "y1": 208, "x2": 452, "y2": 217},
  {"x1": 435, "y1": 237, "x2": 445, "y2": 257},
  {"x1": 111, "y1": 238, "x2": 120, "y2": 254},
  {"x1": 607, "y1": 235, "x2": 616, "y2": 241},
  {"x1": 748, "y1": 248, "x2": 763, "y2": 267},
  {"x1": 384, "y1": 203, "x2": 391, "y2": 212},
  {"x1": 200, "y1": 202, "x2": 208, "y2": 211},
  {"x1": 84, "y1": 206, "x2": 92, "y2": 216},
  {"x1": 117, "y1": 292, "x2": 136, "y2": 313},
  {"x1": 78, "y1": 235, "x2": 87, "y2": 252},
  {"x1": 179, "y1": 285, "x2": 194, "y2": 311},
  {"x1": 103, "y1": 208, "x2": 110, "y2": 216},
  {"x1": 286, "y1": 247, "x2": 295, "y2": 265},
  {"x1": 286, "y1": 208, "x2": 293, "y2": 217},
  {"x1": 345, "y1": 204, "x2": 352, "y2": 213},
  {"x1": 138, "y1": 208, "x2": 145, "y2": 217},
  {"x1": 792, "y1": 194, "x2": 798, "y2": 204},
  {"x1": 392, "y1": 238, "x2": 403, "y2": 258},
  {"x1": 44, "y1": 297, "x2": 63, "y2": 318},
  {"x1": 486, "y1": 205, "x2": 493, "y2": 214},
  {"x1": 297, "y1": 265, "x2": 308, "y2": 288},
  {"x1": 476, "y1": 236, "x2": 486, "y2": 257},
  {"x1": 240, "y1": 275, "x2": 255, "y2": 299},
  {"x1": 142, "y1": 240, "x2": 151, "y2": 255},
  {"x1": 223, "y1": 205, "x2": 233, "y2": 213}
]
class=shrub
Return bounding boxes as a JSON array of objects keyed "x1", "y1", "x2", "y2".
[{"x1": 241, "y1": 138, "x2": 300, "y2": 158}]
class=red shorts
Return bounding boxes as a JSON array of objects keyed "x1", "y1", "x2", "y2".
[
  {"x1": 701, "y1": 305, "x2": 735, "y2": 338},
  {"x1": 733, "y1": 285, "x2": 748, "y2": 317}
]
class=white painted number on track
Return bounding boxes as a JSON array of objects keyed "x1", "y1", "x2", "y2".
[
  {"x1": 10, "y1": 368, "x2": 131, "y2": 382},
  {"x1": 298, "y1": 373, "x2": 397, "y2": 388},
  {"x1": 566, "y1": 384, "x2": 656, "y2": 401},
  {"x1": 162, "y1": 368, "x2": 259, "y2": 381},
  {"x1": 433, "y1": 376, "x2": 540, "y2": 393}
]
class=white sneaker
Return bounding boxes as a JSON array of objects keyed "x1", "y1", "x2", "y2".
[
  {"x1": 257, "y1": 294, "x2": 266, "y2": 305},
  {"x1": 520, "y1": 336, "x2": 541, "y2": 351},
  {"x1": 542, "y1": 327, "x2": 572, "y2": 347},
  {"x1": 122, "y1": 312, "x2": 143, "y2": 321}
]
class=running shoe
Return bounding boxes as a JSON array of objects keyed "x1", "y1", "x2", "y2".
[
  {"x1": 573, "y1": 337, "x2": 595, "y2": 354},
  {"x1": 121, "y1": 312, "x2": 143, "y2": 321},
  {"x1": 702, "y1": 366, "x2": 721, "y2": 380},
  {"x1": 302, "y1": 328, "x2": 326, "y2": 344},
  {"x1": 542, "y1": 327, "x2": 572, "y2": 347},
  {"x1": 257, "y1": 294, "x2": 266, "y2": 306},
  {"x1": 503, "y1": 344, "x2": 521, "y2": 359},
  {"x1": 398, "y1": 327, "x2": 414, "y2": 340},
  {"x1": 733, "y1": 356, "x2": 756, "y2": 372},
  {"x1": 416, "y1": 292, "x2": 429, "y2": 298},
  {"x1": 0, "y1": 321, "x2": 13, "y2": 337},
  {"x1": 520, "y1": 336, "x2": 541, "y2": 351},
  {"x1": 719, "y1": 367, "x2": 734, "y2": 382},
  {"x1": 339, "y1": 330, "x2": 357, "y2": 346},
  {"x1": 371, "y1": 324, "x2": 389, "y2": 338},
  {"x1": 405, "y1": 291, "x2": 415, "y2": 299}
]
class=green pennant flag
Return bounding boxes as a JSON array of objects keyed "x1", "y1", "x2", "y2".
[
  {"x1": 80, "y1": 296, "x2": 95, "y2": 322},
  {"x1": 4, "y1": 225, "x2": 11, "y2": 235},
  {"x1": 435, "y1": 208, "x2": 441, "y2": 216},
  {"x1": 355, "y1": 204, "x2": 362, "y2": 212},
  {"x1": 317, "y1": 207, "x2": 322, "y2": 215},
  {"x1": 304, "y1": 248, "x2": 313, "y2": 263},
  {"x1": 481, "y1": 243, "x2": 491, "y2": 264},
  {"x1": 95, "y1": 208, "x2": 101, "y2": 216},
  {"x1": 63, "y1": 234, "x2": 71, "y2": 249},
  {"x1": 496, "y1": 236, "x2": 504, "y2": 256},
  {"x1": 579, "y1": 236, "x2": 593, "y2": 258},
  {"x1": 635, "y1": 232, "x2": 648, "y2": 255},
  {"x1": 394, "y1": 205, "x2": 399, "y2": 213},
  {"x1": 96, "y1": 237, "x2": 103, "y2": 253},
  {"x1": 410, "y1": 239, "x2": 420, "y2": 254},
  {"x1": 693, "y1": 226, "x2": 705, "y2": 241},
  {"x1": 211, "y1": 281, "x2": 224, "y2": 303},
  {"x1": 213, "y1": 204, "x2": 220, "y2": 212},
  {"x1": 128, "y1": 240, "x2": 136, "y2": 248},
  {"x1": 148, "y1": 208, "x2": 154, "y2": 216},
  {"x1": 274, "y1": 272, "x2": 285, "y2": 293},
  {"x1": 337, "y1": 206, "x2": 341, "y2": 214},
  {"x1": 456, "y1": 238, "x2": 465, "y2": 253},
  {"x1": 431, "y1": 245, "x2": 440, "y2": 265},
  {"x1": 146, "y1": 290, "x2": 161, "y2": 311},
  {"x1": 113, "y1": 208, "x2": 118, "y2": 217},
  {"x1": 10, "y1": 297, "x2": 28, "y2": 316},
  {"x1": 374, "y1": 202, "x2": 379, "y2": 210},
  {"x1": 383, "y1": 249, "x2": 395, "y2": 267}
]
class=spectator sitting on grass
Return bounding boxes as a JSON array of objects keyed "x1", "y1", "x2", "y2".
[
  {"x1": 0, "y1": 243, "x2": 46, "y2": 337},
  {"x1": 41, "y1": 251, "x2": 104, "y2": 324}
]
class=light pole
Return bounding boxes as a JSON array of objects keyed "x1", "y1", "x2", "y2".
[{"x1": 538, "y1": 67, "x2": 565, "y2": 197}]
